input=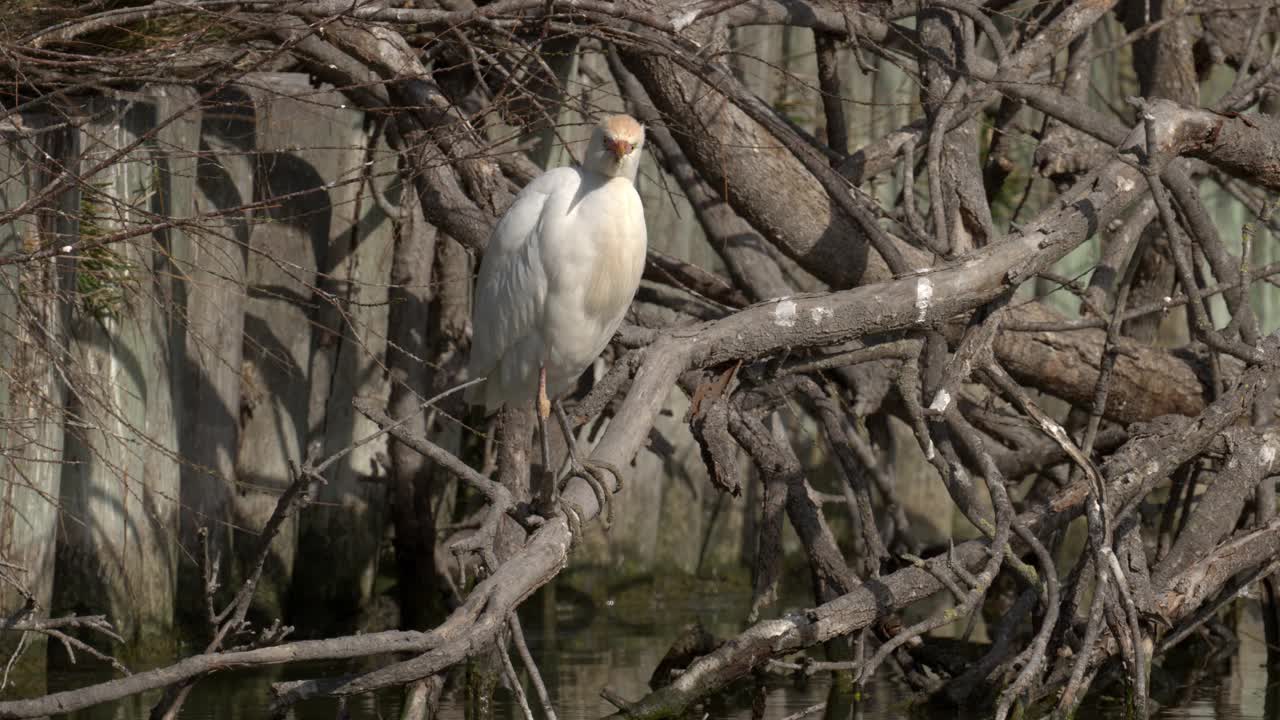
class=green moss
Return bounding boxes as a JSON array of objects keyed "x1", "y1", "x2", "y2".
[{"x1": 75, "y1": 182, "x2": 137, "y2": 320}]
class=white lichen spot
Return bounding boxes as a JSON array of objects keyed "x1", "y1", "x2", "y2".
[
  {"x1": 915, "y1": 277, "x2": 934, "y2": 323},
  {"x1": 929, "y1": 389, "x2": 952, "y2": 412},
  {"x1": 671, "y1": 9, "x2": 700, "y2": 31},
  {"x1": 1116, "y1": 175, "x2": 1135, "y2": 193},
  {"x1": 809, "y1": 307, "x2": 832, "y2": 325},
  {"x1": 1045, "y1": 420, "x2": 1071, "y2": 443},
  {"x1": 757, "y1": 618, "x2": 794, "y2": 640},
  {"x1": 60, "y1": 245, "x2": 73, "y2": 254},
  {"x1": 774, "y1": 299, "x2": 798, "y2": 328}
]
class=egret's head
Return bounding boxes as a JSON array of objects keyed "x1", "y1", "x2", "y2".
[{"x1": 585, "y1": 114, "x2": 645, "y2": 181}]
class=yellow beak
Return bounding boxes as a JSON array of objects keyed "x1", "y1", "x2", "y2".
[{"x1": 606, "y1": 138, "x2": 631, "y2": 159}]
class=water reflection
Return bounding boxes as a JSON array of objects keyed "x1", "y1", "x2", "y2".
[{"x1": 46, "y1": 576, "x2": 1277, "y2": 719}]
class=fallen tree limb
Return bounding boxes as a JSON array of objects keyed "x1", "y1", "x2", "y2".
[
  {"x1": 994, "y1": 303, "x2": 1224, "y2": 424},
  {"x1": 602, "y1": 358, "x2": 1278, "y2": 720}
]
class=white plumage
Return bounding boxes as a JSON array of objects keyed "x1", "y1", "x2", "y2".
[{"x1": 467, "y1": 115, "x2": 648, "y2": 415}]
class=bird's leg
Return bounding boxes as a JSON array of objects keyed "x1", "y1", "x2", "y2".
[
  {"x1": 534, "y1": 365, "x2": 560, "y2": 521},
  {"x1": 553, "y1": 401, "x2": 623, "y2": 531},
  {"x1": 536, "y1": 402, "x2": 554, "y2": 503},
  {"x1": 533, "y1": 367, "x2": 586, "y2": 539},
  {"x1": 537, "y1": 366, "x2": 552, "y2": 420}
]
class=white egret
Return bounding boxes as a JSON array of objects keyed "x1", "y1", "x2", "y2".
[{"x1": 467, "y1": 114, "x2": 648, "y2": 523}]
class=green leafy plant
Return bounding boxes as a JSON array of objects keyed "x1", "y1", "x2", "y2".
[{"x1": 75, "y1": 180, "x2": 138, "y2": 320}]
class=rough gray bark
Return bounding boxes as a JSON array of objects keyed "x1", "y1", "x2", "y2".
[
  {"x1": 621, "y1": 23, "x2": 888, "y2": 290},
  {"x1": 56, "y1": 96, "x2": 181, "y2": 646},
  {"x1": 386, "y1": 191, "x2": 449, "y2": 632},
  {"x1": 290, "y1": 86, "x2": 395, "y2": 636},
  {"x1": 918, "y1": 7, "x2": 994, "y2": 253},
  {"x1": 176, "y1": 89, "x2": 249, "y2": 631},
  {"x1": 1117, "y1": 0, "x2": 1200, "y2": 342},
  {"x1": 234, "y1": 83, "x2": 321, "y2": 621},
  {"x1": 0, "y1": 116, "x2": 72, "y2": 674},
  {"x1": 994, "y1": 304, "x2": 1225, "y2": 424},
  {"x1": 610, "y1": 56, "x2": 796, "y2": 301},
  {"x1": 1152, "y1": 428, "x2": 1280, "y2": 588}
]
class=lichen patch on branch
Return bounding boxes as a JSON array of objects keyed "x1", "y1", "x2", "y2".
[
  {"x1": 915, "y1": 277, "x2": 934, "y2": 323},
  {"x1": 773, "y1": 298, "x2": 798, "y2": 328}
]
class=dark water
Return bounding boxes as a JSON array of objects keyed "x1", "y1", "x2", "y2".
[{"x1": 35, "y1": 573, "x2": 1280, "y2": 719}]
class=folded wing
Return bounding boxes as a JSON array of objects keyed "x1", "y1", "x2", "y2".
[{"x1": 467, "y1": 167, "x2": 581, "y2": 412}]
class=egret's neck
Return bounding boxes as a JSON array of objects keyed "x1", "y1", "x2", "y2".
[{"x1": 616, "y1": 152, "x2": 642, "y2": 184}]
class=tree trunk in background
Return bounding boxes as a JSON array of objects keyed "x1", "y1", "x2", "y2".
[
  {"x1": 911, "y1": 17, "x2": 998, "y2": 635},
  {"x1": 1119, "y1": 0, "x2": 1198, "y2": 343},
  {"x1": 176, "y1": 85, "x2": 250, "y2": 632},
  {"x1": 918, "y1": 8, "x2": 994, "y2": 253},
  {"x1": 1254, "y1": 91, "x2": 1280, "y2": 669},
  {"x1": 233, "y1": 83, "x2": 332, "y2": 622},
  {"x1": 291, "y1": 86, "x2": 395, "y2": 635},
  {"x1": 424, "y1": 230, "x2": 470, "y2": 546},
  {"x1": 621, "y1": 23, "x2": 882, "y2": 291},
  {"x1": 55, "y1": 96, "x2": 183, "y2": 650},
  {"x1": 525, "y1": 36, "x2": 580, "y2": 170},
  {"x1": 386, "y1": 190, "x2": 451, "y2": 632},
  {"x1": 0, "y1": 116, "x2": 72, "y2": 682},
  {"x1": 142, "y1": 86, "x2": 196, "y2": 646}
]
